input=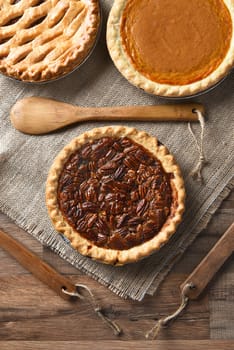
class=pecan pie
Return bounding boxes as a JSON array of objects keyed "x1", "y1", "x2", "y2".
[
  {"x1": 0, "y1": 0, "x2": 100, "y2": 82},
  {"x1": 46, "y1": 126, "x2": 185, "y2": 265},
  {"x1": 107, "y1": 0, "x2": 234, "y2": 97}
]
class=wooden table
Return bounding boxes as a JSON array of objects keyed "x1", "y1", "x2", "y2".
[{"x1": 0, "y1": 192, "x2": 233, "y2": 349}]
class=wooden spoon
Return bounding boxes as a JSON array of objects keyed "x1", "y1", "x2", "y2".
[{"x1": 10, "y1": 96, "x2": 204, "y2": 135}]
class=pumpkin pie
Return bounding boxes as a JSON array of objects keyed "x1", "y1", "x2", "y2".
[
  {"x1": 0, "y1": 0, "x2": 100, "y2": 82},
  {"x1": 46, "y1": 126, "x2": 185, "y2": 265},
  {"x1": 107, "y1": 0, "x2": 234, "y2": 97}
]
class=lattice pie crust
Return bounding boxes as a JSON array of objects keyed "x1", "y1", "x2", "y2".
[{"x1": 0, "y1": 0, "x2": 100, "y2": 82}]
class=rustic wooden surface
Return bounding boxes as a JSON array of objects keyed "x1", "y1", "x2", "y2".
[{"x1": 0, "y1": 191, "x2": 233, "y2": 349}]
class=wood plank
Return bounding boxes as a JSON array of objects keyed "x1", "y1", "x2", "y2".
[
  {"x1": 0, "y1": 340, "x2": 233, "y2": 350},
  {"x1": 0, "y1": 274, "x2": 209, "y2": 340},
  {"x1": 209, "y1": 256, "x2": 234, "y2": 339},
  {"x1": 0, "y1": 191, "x2": 233, "y2": 341}
]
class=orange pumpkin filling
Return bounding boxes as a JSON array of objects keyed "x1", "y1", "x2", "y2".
[{"x1": 120, "y1": 0, "x2": 232, "y2": 85}]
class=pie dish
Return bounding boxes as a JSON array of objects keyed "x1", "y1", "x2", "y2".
[
  {"x1": 0, "y1": 0, "x2": 100, "y2": 82},
  {"x1": 107, "y1": 0, "x2": 234, "y2": 97},
  {"x1": 46, "y1": 126, "x2": 185, "y2": 265}
]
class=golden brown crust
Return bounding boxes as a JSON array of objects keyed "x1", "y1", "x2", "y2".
[
  {"x1": 0, "y1": 0, "x2": 100, "y2": 82},
  {"x1": 106, "y1": 0, "x2": 234, "y2": 97},
  {"x1": 46, "y1": 126, "x2": 185, "y2": 265}
]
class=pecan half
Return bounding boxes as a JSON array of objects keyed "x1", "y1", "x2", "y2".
[{"x1": 58, "y1": 136, "x2": 173, "y2": 250}]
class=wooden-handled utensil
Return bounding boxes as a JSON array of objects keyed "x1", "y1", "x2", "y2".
[
  {"x1": 0, "y1": 223, "x2": 233, "y2": 303},
  {"x1": 10, "y1": 96, "x2": 205, "y2": 135},
  {"x1": 146, "y1": 222, "x2": 234, "y2": 339},
  {"x1": 0, "y1": 228, "x2": 122, "y2": 335},
  {"x1": 180, "y1": 222, "x2": 234, "y2": 299},
  {"x1": 0, "y1": 223, "x2": 233, "y2": 338},
  {"x1": 0, "y1": 228, "x2": 76, "y2": 300}
]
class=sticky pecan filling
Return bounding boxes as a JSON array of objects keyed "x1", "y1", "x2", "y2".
[{"x1": 58, "y1": 137, "x2": 174, "y2": 250}]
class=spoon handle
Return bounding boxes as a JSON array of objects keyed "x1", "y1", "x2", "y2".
[
  {"x1": 78, "y1": 104, "x2": 204, "y2": 122},
  {"x1": 10, "y1": 96, "x2": 204, "y2": 135}
]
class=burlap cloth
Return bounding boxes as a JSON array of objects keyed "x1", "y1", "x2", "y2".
[{"x1": 0, "y1": 1, "x2": 233, "y2": 300}]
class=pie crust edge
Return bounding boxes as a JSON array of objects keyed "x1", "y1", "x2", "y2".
[
  {"x1": 0, "y1": 0, "x2": 101, "y2": 82},
  {"x1": 46, "y1": 126, "x2": 185, "y2": 265},
  {"x1": 106, "y1": 0, "x2": 234, "y2": 97}
]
